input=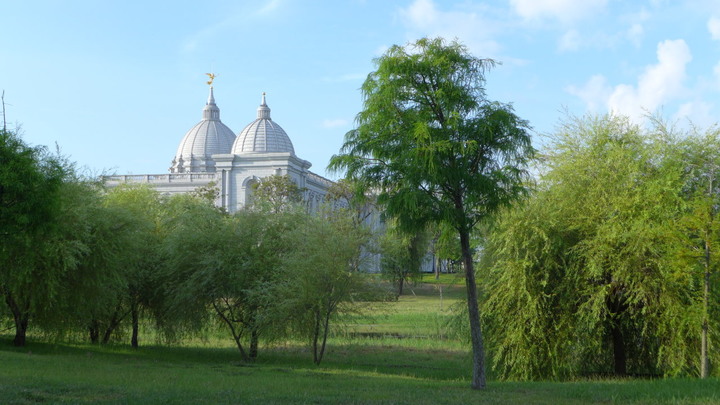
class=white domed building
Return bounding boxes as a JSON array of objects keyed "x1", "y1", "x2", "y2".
[
  {"x1": 170, "y1": 87, "x2": 236, "y2": 174},
  {"x1": 106, "y1": 86, "x2": 332, "y2": 213}
]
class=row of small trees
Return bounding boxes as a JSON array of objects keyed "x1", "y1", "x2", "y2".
[
  {"x1": 0, "y1": 129, "x2": 381, "y2": 364},
  {"x1": 6, "y1": 35, "x2": 718, "y2": 385}
]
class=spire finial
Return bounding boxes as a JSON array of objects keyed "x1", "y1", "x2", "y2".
[
  {"x1": 257, "y1": 92, "x2": 271, "y2": 119},
  {"x1": 202, "y1": 84, "x2": 220, "y2": 121},
  {"x1": 207, "y1": 86, "x2": 216, "y2": 105}
]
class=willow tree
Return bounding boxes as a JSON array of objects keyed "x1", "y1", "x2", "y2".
[
  {"x1": 329, "y1": 37, "x2": 534, "y2": 389},
  {"x1": 0, "y1": 129, "x2": 64, "y2": 346},
  {"x1": 482, "y1": 115, "x2": 706, "y2": 379},
  {"x1": 280, "y1": 209, "x2": 375, "y2": 365},
  {"x1": 674, "y1": 129, "x2": 720, "y2": 378},
  {"x1": 102, "y1": 184, "x2": 163, "y2": 348}
]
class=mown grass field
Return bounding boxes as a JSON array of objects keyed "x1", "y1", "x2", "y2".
[{"x1": 1, "y1": 274, "x2": 719, "y2": 404}]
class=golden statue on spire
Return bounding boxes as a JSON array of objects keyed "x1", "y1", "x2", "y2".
[{"x1": 206, "y1": 73, "x2": 217, "y2": 86}]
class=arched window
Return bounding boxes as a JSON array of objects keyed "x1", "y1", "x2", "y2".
[{"x1": 242, "y1": 176, "x2": 259, "y2": 207}]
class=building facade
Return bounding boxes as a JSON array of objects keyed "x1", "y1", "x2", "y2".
[{"x1": 105, "y1": 87, "x2": 333, "y2": 213}]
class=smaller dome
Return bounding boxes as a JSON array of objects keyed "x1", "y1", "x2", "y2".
[
  {"x1": 171, "y1": 87, "x2": 236, "y2": 173},
  {"x1": 232, "y1": 93, "x2": 295, "y2": 155}
]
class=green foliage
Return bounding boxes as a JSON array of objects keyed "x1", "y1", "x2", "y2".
[
  {"x1": 190, "y1": 180, "x2": 220, "y2": 205},
  {"x1": 99, "y1": 184, "x2": 164, "y2": 347},
  {"x1": 251, "y1": 174, "x2": 304, "y2": 213},
  {"x1": 0, "y1": 129, "x2": 67, "y2": 345},
  {"x1": 279, "y1": 209, "x2": 379, "y2": 364},
  {"x1": 669, "y1": 127, "x2": 720, "y2": 378},
  {"x1": 324, "y1": 178, "x2": 376, "y2": 225},
  {"x1": 159, "y1": 194, "x2": 303, "y2": 361},
  {"x1": 329, "y1": 37, "x2": 533, "y2": 235},
  {"x1": 482, "y1": 115, "x2": 719, "y2": 380},
  {"x1": 156, "y1": 194, "x2": 231, "y2": 338},
  {"x1": 380, "y1": 222, "x2": 431, "y2": 297},
  {"x1": 0, "y1": 129, "x2": 64, "y2": 245},
  {"x1": 329, "y1": 37, "x2": 534, "y2": 389},
  {"x1": 40, "y1": 181, "x2": 130, "y2": 338}
]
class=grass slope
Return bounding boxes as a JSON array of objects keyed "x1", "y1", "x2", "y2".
[{"x1": 1, "y1": 274, "x2": 718, "y2": 404}]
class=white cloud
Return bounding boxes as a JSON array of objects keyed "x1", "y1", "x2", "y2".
[
  {"x1": 569, "y1": 40, "x2": 693, "y2": 123},
  {"x1": 708, "y1": 16, "x2": 720, "y2": 40},
  {"x1": 627, "y1": 23, "x2": 644, "y2": 47},
  {"x1": 510, "y1": 0, "x2": 608, "y2": 23},
  {"x1": 623, "y1": 8, "x2": 650, "y2": 47},
  {"x1": 322, "y1": 119, "x2": 349, "y2": 129},
  {"x1": 402, "y1": 0, "x2": 437, "y2": 27},
  {"x1": 607, "y1": 39, "x2": 691, "y2": 120},
  {"x1": 566, "y1": 74, "x2": 611, "y2": 111},
  {"x1": 558, "y1": 30, "x2": 582, "y2": 52},
  {"x1": 398, "y1": 0, "x2": 502, "y2": 56},
  {"x1": 673, "y1": 101, "x2": 716, "y2": 128}
]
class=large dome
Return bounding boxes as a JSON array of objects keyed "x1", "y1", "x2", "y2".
[
  {"x1": 232, "y1": 93, "x2": 295, "y2": 155},
  {"x1": 170, "y1": 87, "x2": 235, "y2": 173}
]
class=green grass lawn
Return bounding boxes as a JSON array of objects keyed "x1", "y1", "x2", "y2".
[{"x1": 1, "y1": 274, "x2": 718, "y2": 404}]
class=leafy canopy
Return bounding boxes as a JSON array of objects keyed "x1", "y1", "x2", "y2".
[
  {"x1": 329, "y1": 37, "x2": 534, "y2": 389},
  {"x1": 330, "y1": 37, "x2": 534, "y2": 235}
]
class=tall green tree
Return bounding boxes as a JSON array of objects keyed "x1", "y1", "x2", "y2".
[
  {"x1": 160, "y1": 194, "x2": 300, "y2": 361},
  {"x1": 0, "y1": 129, "x2": 65, "y2": 346},
  {"x1": 280, "y1": 209, "x2": 375, "y2": 364},
  {"x1": 47, "y1": 179, "x2": 132, "y2": 344},
  {"x1": 329, "y1": 37, "x2": 534, "y2": 389},
  {"x1": 102, "y1": 184, "x2": 164, "y2": 347}
]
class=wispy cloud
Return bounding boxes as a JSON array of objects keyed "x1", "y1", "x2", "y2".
[
  {"x1": 321, "y1": 73, "x2": 366, "y2": 83},
  {"x1": 182, "y1": 1, "x2": 283, "y2": 53},
  {"x1": 510, "y1": 0, "x2": 608, "y2": 23},
  {"x1": 322, "y1": 119, "x2": 349, "y2": 129},
  {"x1": 397, "y1": 0, "x2": 502, "y2": 57},
  {"x1": 708, "y1": 16, "x2": 720, "y2": 40},
  {"x1": 568, "y1": 39, "x2": 693, "y2": 123},
  {"x1": 558, "y1": 29, "x2": 582, "y2": 52}
]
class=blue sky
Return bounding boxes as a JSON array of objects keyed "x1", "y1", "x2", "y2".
[{"x1": 3, "y1": 0, "x2": 720, "y2": 179}]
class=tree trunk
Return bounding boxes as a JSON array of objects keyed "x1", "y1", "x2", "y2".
[
  {"x1": 398, "y1": 277, "x2": 404, "y2": 296},
  {"x1": 213, "y1": 302, "x2": 249, "y2": 362},
  {"x1": 4, "y1": 291, "x2": 29, "y2": 347},
  {"x1": 611, "y1": 322, "x2": 626, "y2": 376},
  {"x1": 102, "y1": 320, "x2": 116, "y2": 344},
  {"x1": 13, "y1": 316, "x2": 28, "y2": 347},
  {"x1": 459, "y1": 227, "x2": 486, "y2": 389},
  {"x1": 702, "y1": 236, "x2": 711, "y2": 378},
  {"x1": 316, "y1": 311, "x2": 331, "y2": 365},
  {"x1": 249, "y1": 329, "x2": 259, "y2": 360},
  {"x1": 89, "y1": 321, "x2": 100, "y2": 344},
  {"x1": 102, "y1": 307, "x2": 125, "y2": 344},
  {"x1": 312, "y1": 312, "x2": 321, "y2": 364},
  {"x1": 131, "y1": 301, "x2": 139, "y2": 349}
]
